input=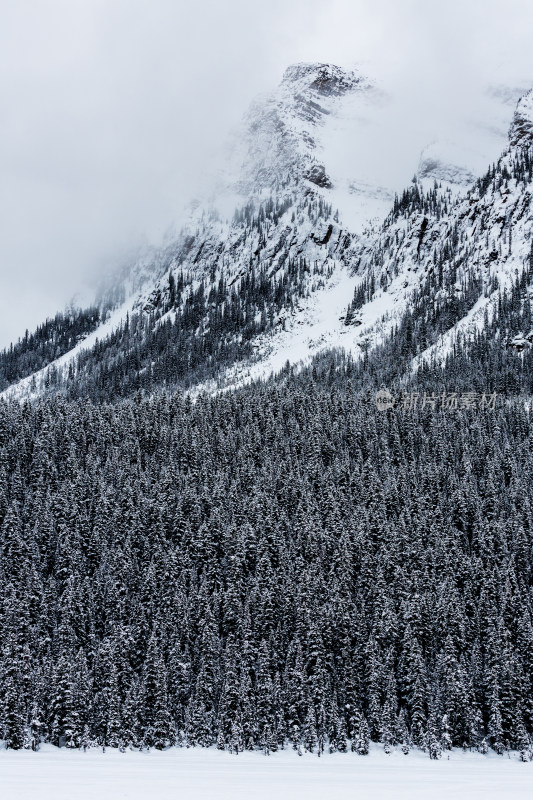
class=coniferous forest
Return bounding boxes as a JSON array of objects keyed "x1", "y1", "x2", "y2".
[{"x1": 2, "y1": 344, "x2": 533, "y2": 760}]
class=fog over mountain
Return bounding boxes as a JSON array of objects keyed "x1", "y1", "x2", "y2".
[{"x1": 1, "y1": 0, "x2": 533, "y2": 348}]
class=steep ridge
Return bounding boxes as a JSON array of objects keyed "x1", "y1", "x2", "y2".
[
  {"x1": 0, "y1": 64, "x2": 373, "y2": 399},
  {"x1": 339, "y1": 89, "x2": 533, "y2": 377},
  {"x1": 1, "y1": 68, "x2": 530, "y2": 400},
  {"x1": 206, "y1": 87, "x2": 533, "y2": 392},
  {"x1": 0, "y1": 65, "x2": 387, "y2": 398}
]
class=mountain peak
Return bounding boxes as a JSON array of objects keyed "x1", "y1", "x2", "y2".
[
  {"x1": 510, "y1": 89, "x2": 533, "y2": 146},
  {"x1": 281, "y1": 62, "x2": 361, "y2": 95},
  {"x1": 225, "y1": 63, "x2": 368, "y2": 198}
]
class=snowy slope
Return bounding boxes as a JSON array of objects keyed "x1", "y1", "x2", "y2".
[
  {"x1": 412, "y1": 89, "x2": 533, "y2": 370},
  {"x1": 2, "y1": 66, "x2": 531, "y2": 400},
  {"x1": 207, "y1": 85, "x2": 533, "y2": 391}
]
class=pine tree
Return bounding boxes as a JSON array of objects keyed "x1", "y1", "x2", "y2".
[
  {"x1": 49, "y1": 654, "x2": 80, "y2": 748},
  {"x1": 1, "y1": 676, "x2": 25, "y2": 750},
  {"x1": 426, "y1": 712, "x2": 442, "y2": 760},
  {"x1": 516, "y1": 719, "x2": 531, "y2": 763},
  {"x1": 441, "y1": 713, "x2": 453, "y2": 751},
  {"x1": 302, "y1": 707, "x2": 318, "y2": 754},
  {"x1": 354, "y1": 713, "x2": 370, "y2": 755},
  {"x1": 488, "y1": 688, "x2": 505, "y2": 755}
]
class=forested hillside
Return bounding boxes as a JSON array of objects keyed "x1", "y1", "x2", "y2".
[
  {"x1": 1, "y1": 341, "x2": 533, "y2": 759},
  {"x1": 0, "y1": 308, "x2": 102, "y2": 392}
]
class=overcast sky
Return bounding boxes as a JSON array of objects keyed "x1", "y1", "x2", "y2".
[{"x1": 1, "y1": 0, "x2": 533, "y2": 347}]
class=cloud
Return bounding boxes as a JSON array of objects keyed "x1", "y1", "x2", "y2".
[
  {"x1": 0, "y1": 0, "x2": 532, "y2": 347},
  {"x1": 0, "y1": 0, "x2": 316, "y2": 346}
]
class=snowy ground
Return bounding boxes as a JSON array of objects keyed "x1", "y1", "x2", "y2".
[{"x1": 0, "y1": 745, "x2": 531, "y2": 800}]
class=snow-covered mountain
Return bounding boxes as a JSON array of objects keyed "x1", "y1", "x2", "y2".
[
  {"x1": 1, "y1": 64, "x2": 531, "y2": 400},
  {"x1": 346, "y1": 88, "x2": 533, "y2": 375}
]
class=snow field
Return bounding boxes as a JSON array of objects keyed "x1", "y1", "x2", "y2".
[{"x1": 0, "y1": 744, "x2": 531, "y2": 800}]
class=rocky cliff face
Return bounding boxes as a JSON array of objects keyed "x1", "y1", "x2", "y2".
[{"x1": 510, "y1": 90, "x2": 533, "y2": 147}]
